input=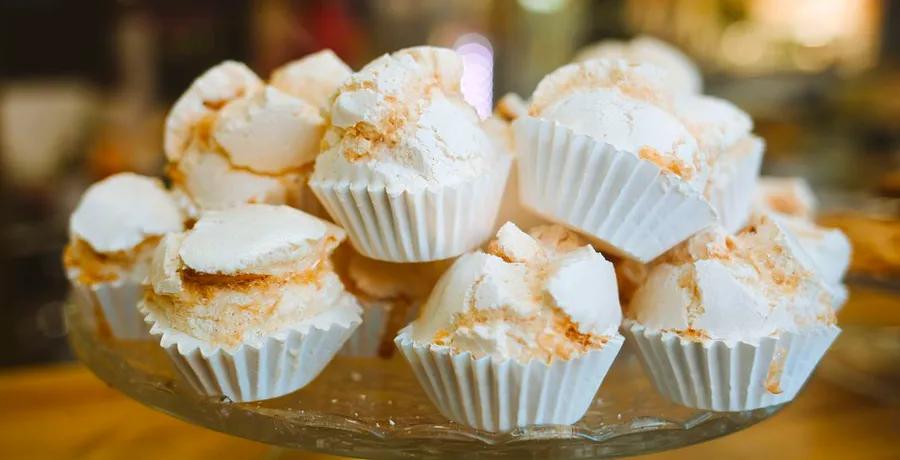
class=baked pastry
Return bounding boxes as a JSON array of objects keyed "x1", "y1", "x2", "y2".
[
  {"x1": 64, "y1": 173, "x2": 183, "y2": 339},
  {"x1": 624, "y1": 213, "x2": 840, "y2": 410},
  {"x1": 165, "y1": 53, "x2": 351, "y2": 218},
  {"x1": 514, "y1": 59, "x2": 716, "y2": 262},
  {"x1": 140, "y1": 204, "x2": 361, "y2": 402},
  {"x1": 396, "y1": 222, "x2": 623, "y2": 431},
  {"x1": 310, "y1": 46, "x2": 512, "y2": 262}
]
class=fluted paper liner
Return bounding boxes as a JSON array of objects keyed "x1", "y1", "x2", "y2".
[
  {"x1": 340, "y1": 302, "x2": 389, "y2": 357},
  {"x1": 70, "y1": 279, "x2": 149, "y2": 340},
  {"x1": 341, "y1": 301, "x2": 423, "y2": 358},
  {"x1": 310, "y1": 156, "x2": 511, "y2": 262},
  {"x1": 142, "y1": 305, "x2": 360, "y2": 402},
  {"x1": 623, "y1": 320, "x2": 840, "y2": 411},
  {"x1": 513, "y1": 116, "x2": 717, "y2": 262},
  {"x1": 706, "y1": 137, "x2": 764, "y2": 233},
  {"x1": 394, "y1": 328, "x2": 624, "y2": 432}
]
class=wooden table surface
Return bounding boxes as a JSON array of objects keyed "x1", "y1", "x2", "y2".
[{"x1": 1, "y1": 284, "x2": 899, "y2": 459}]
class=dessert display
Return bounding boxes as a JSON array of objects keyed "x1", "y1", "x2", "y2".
[
  {"x1": 140, "y1": 204, "x2": 361, "y2": 402},
  {"x1": 513, "y1": 59, "x2": 717, "y2": 262},
  {"x1": 624, "y1": 213, "x2": 841, "y2": 410},
  {"x1": 64, "y1": 37, "x2": 854, "y2": 451},
  {"x1": 64, "y1": 173, "x2": 184, "y2": 339},
  {"x1": 396, "y1": 223, "x2": 624, "y2": 432},
  {"x1": 310, "y1": 46, "x2": 512, "y2": 262}
]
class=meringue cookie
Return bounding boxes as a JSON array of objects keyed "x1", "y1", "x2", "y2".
[
  {"x1": 411, "y1": 222, "x2": 621, "y2": 363},
  {"x1": 540, "y1": 87, "x2": 706, "y2": 189},
  {"x1": 630, "y1": 213, "x2": 836, "y2": 343},
  {"x1": 69, "y1": 173, "x2": 183, "y2": 254},
  {"x1": 165, "y1": 57, "x2": 342, "y2": 217},
  {"x1": 573, "y1": 35, "x2": 702, "y2": 94},
  {"x1": 168, "y1": 148, "x2": 292, "y2": 217},
  {"x1": 769, "y1": 211, "x2": 851, "y2": 307},
  {"x1": 313, "y1": 46, "x2": 501, "y2": 192},
  {"x1": 212, "y1": 86, "x2": 324, "y2": 173},
  {"x1": 164, "y1": 61, "x2": 263, "y2": 162},
  {"x1": 178, "y1": 204, "x2": 343, "y2": 276},
  {"x1": 144, "y1": 204, "x2": 357, "y2": 347},
  {"x1": 270, "y1": 49, "x2": 353, "y2": 111},
  {"x1": 675, "y1": 94, "x2": 753, "y2": 155},
  {"x1": 529, "y1": 59, "x2": 674, "y2": 116},
  {"x1": 755, "y1": 176, "x2": 818, "y2": 219}
]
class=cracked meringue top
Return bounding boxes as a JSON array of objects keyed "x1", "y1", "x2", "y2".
[
  {"x1": 312, "y1": 46, "x2": 504, "y2": 191},
  {"x1": 409, "y1": 222, "x2": 622, "y2": 363},
  {"x1": 64, "y1": 173, "x2": 183, "y2": 285},
  {"x1": 573, "y1": 36, "x2": 702, "y2": 94},
  {"x1": 528, "y1": 60, "x2": 708, "y2": 190},
  {"x1": 163, "y1": 54, "x2": 350, "y2": 216},
  {"x1": 270, "y1": 49, "x2": 353, "y2": 111},
  {"x1": 143, "y1": 204, "x2": 360, "y2": 348},
  {"x1": 755, "y1": 176, "x2": 818, "y2": 220},
  {"x1": 628, "y1": 213, "x2": 836, "y2": 343}
]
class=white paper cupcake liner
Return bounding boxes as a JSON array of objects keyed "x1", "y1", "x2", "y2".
[
  {"x1": 310, "y1": 157, "x2": 511, "y2": 263},
  {"x1": 341, "y1": 300, "x2": 423, "y2": 357},
  {"x1": 395, "y1": 328, "x2": 624, "y2": 432},
  {"x1": 142, "y1": 304, "x2": 360, "y2": 402},
  {"x1": 70, "y1": 279, "x2": 150, "y2": 340},
  {"x1": 706, "y1": 136, "x2": 764, "y2": 233},
  {"x1": 623, "y1": 320, "x2": 840, "y2": 411},
  {"x1": 513, "y1": 117, "x2": 717, "y2": 263},
  {"x1": 340, "y1": 302, "x2": 389, "y2": 357}
]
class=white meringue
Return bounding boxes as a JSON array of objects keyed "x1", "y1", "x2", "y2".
[
  {"x1": 144, "y1": 204, "x2": 358, "y2": 348},
  {"x1": 270, "y1": 49, "x2": 353, "y2": 110},
  {"x1": 164, "y1": 61, "x2": 263, "y2": 161},
  {"x1": 540, "y1": 87, "x2": 706, "y2": 189},
  {"x1": 573, "y1": 35, "x2": 702, "y2": 94},
  {"x1": 313, "y1": 46, "x2": 502, "y2": 192},
  {"x1": 213, "y1": 86, "x2": 324, "y2": 173},
  {"x1": 629, "y1": 213, "x2": 836, "y2": 343},
  {"x1": 69, "y1": 173, "x2": 183, "y2": 253},
  {"x1": 411, "y1": 222, "x2": 621, "y2": 363},
  {"x1": 179, "y1": 204, "x2": 343, "y2": 276},
  {"x1": 755, "y1": 176, "x2": 818, "y2": 219}
]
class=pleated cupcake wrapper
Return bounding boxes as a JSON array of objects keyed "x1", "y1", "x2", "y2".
[
  {"x1": 394, "y1": 329, "x2": 624, "y2": 433},
  {"x1": 143, "y1": 306, "x2": 360, "y2": 402},
  {"x1": 310, "y1": 157, "x2": 511, "y2": 263},
  {"x1": 340, "y1": 302, "x2": 389, "y2": 357},
  {"x1": 341, "y1": 301, "x2": 423, "y2": 357},
  {"x1": 70, "y1": 279, "x2": 150, "y2": 340},
  {"x1": 513, "y1": 116, "x2": 717, "y2": 263},
  {"x1": 622, "y1": 320, "x2": 840, "y2": 412},
  {"x1": 706, "y1": 137, "x2": 764, "y2": 233}
]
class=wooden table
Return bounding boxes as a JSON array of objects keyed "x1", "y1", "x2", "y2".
[
  {"x1": 2, "y1": 284, "x2": 898, "y2": 459},
  {"x1": 1, "y1": 362, "x2": 897, "y2": 459}
]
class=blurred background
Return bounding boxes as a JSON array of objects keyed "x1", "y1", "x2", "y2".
[{"x1": 1, "y1": 0, "x2": 899, "y2": 369}]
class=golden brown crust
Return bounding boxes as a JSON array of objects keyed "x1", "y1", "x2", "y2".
[{"x1": 64, "y1": 237, "x2": 160, "y2": 285}]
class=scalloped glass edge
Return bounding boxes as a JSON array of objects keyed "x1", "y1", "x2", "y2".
[{"x1": 65, "y1": 300, "x2": 784, "y2": 459}]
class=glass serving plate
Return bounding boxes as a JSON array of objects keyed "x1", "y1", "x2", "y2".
[{"x1": 66, "y1": 301, "x2": 783, "y2": 459}]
